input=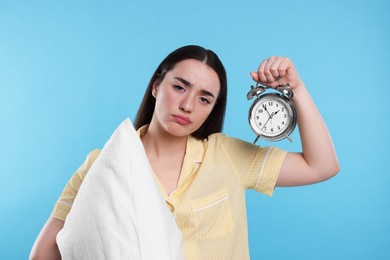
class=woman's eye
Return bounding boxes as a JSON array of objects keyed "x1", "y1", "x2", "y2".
[
  {"x1": 199, "y1": 97, "x2": 211, "y2": 104},
  {"x1": 173, "y1": 85, "x2": 185, "y2": 92}
]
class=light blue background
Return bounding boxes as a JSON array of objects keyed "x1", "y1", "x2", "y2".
[{"x1": 1, "y1": 0, "x2": 389, "y2": 259}]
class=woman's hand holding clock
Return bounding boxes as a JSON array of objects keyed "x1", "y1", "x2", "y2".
[{"x1": 249, "y1": 56, "x2": 304, "y2": 90}]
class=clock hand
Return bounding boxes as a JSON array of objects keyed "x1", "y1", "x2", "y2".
[
  {"x1": 262, "y1": 108, "x2": 279, "y2": 129},
  {"x1": 269, "y1": 112, "x2": 275, "y2": 125},
  {"x1": 262, "y1": 115, "x2": 272, "y2": 129},
  {"x1": 270, "y1": 110, "x2": 280, "y2": 125},
  {"x1": 273, "y1": 110, "x2": 280, "y2": 116},
  {"x1": 262, "y1": 104, "x2": 271, "y2": 117},
  {"x1": 262, "y1": 118, "x2": 270, "y2": 129}
]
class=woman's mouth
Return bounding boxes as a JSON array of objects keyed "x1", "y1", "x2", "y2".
[{"x1": 172, "y1": 115, "x2": 191, "y2": 125}]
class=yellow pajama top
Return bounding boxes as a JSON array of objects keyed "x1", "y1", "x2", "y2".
[{"x1": 52, "y1": 126, "x2": 287, "y2": 259}]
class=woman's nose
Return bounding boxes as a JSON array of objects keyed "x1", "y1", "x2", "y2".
[{"x1": 179, "y1": 95, "x2": 195, "y2": 113}]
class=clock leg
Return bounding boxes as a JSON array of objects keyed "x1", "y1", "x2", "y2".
[{"x1": 284, "y1": 133, "x2": 293, "y2": 143}]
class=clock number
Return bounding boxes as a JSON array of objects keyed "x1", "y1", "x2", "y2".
[
  {"x1": 268, "y1": 102, "x2": 273, "y2": 106},
  {"x1": 258, "y1": 109, "x2": 263, "y2": 113}
]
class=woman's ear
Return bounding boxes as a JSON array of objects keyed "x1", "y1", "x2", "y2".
[{"x1": 152, "y1": 83, "x2": 158, "y2": 98}]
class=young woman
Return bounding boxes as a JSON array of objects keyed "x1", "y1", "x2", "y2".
[{"x1": 30, "y1": 45, "x2": 339, "y2": 259}]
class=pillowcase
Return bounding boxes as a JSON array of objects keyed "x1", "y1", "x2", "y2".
[{"x1": 57, "y1": 118, "x2": 184, "y2": 260}]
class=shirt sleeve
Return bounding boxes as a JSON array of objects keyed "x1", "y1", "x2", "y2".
[
  {"x1": 221, "y1": 136, "x2": 287, "y2": 196},
  {"x1": 51, "y1": 149, "x2": 101, "y2": 221}
]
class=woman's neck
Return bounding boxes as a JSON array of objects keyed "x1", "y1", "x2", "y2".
[
  {"x1": 141, "y1": 122, "x2": 188, "y2": 195},
  {"x1": 141, "y1": 123, "x2": 188, "y2": 159}
]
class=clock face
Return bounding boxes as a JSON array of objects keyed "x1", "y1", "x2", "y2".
[{"x1": 249, "y1": 93, "x2": 296, "y2": 141}]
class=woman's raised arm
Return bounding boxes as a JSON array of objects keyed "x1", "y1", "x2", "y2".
[{"x1": 250, "y1": 56, "x2": 340, "y2": 186}]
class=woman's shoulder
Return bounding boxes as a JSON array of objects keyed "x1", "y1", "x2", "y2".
[
  {"x1": 206, "y1": 132, "x2": 229, "y2": 142},
  {"x1": 205, "y1": 132, "x2": 264, "y2": 152},
  {"x1": 206, "y1": 132, "x2": 245, "y2": 143},
  {"x1": 75, "y1": 149, "x2": 101, "y2": 180},
  {"x1": 86, "y1": 149, "x2": 101, "y2": 161},
  {"x1": 81, "y1": 149, "x2": 101, "y2": 168},
  {"x1": 204, "y1": 132, "x2": 247, "y2": 148}
]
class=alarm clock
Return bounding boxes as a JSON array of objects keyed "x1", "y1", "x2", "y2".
[{"x1": 247, "y1": 80, "x2": 297, "y2": 144}]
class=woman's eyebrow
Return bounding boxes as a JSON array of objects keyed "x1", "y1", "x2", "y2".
[
  {"x1": 201, "y1": 89, "x2": 216, "y2": 99},
  {"x1": 175, "y1": 77, "x2": 193, "y2": 87},
  {"x1": 174, "y1": 77, "x2": 216, "y2": 99}
]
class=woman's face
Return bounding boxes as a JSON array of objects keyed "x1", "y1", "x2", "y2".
[{"x1": 151, "y1": 59, "x2": 220, "y2": 137}]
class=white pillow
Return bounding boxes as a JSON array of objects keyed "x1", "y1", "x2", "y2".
[{"x1": 57, "y1": 118, "x2": 184, "y2": 260}]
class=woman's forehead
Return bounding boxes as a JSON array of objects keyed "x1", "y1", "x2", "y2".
[{"x1": 167, "y1": 59, "x2": 220, "y2": 93}]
